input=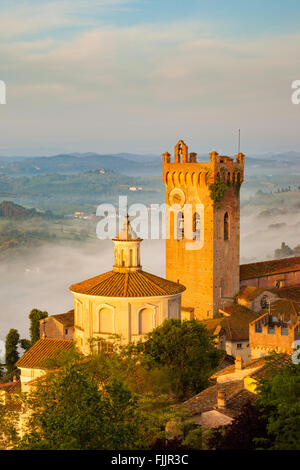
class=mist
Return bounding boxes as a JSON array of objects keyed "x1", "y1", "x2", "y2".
[
  {"x1": 1, "y1": 204, "x2": 299, "y2": 343},
  {"x1": 0, "y1": 238, "x2": 165, "y2": 343}
]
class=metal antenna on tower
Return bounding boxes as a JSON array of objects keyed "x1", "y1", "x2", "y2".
[{"x1": 238, "y1": 128, "x2": 241, "y2": 154}]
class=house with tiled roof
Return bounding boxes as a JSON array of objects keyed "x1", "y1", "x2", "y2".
[
  {"x1": 69, "y1": 215, "x2": 186, "y2": 355},
  {"x1": 0, "y1": 377, "x2": 20, "y2": 404},
  {"x1": 16, "y1": 337, "x2": 73, "y2": 392},
  {"x1": 249, "y1": 299, "x2": 300, "y2": 359},
  {"x1": 240, "y1": 256, "x2": 300, "y2": 289},
  {"x1": 180, "y1": 379, "x2": 255, "y2": 430},
  {"x1": 39, "y1": 309, "x2": 74, "y2": 341},
  {"x1": 168, "y1": 354, "x2": 290, "y2": 437},
  {"x1": 201, "y1": 305, "x2": 260, "y2": 362}
]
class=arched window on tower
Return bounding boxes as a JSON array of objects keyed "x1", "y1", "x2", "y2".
[
  {"x1": 193, "y1": 212, "x2": 201, "y2": 240},
  {"x1": 177, "y1": 211, "x2": 184, "y2": 239},
  {"x1": 224, "y1": 212, "x2": 229, "y2": 240}
]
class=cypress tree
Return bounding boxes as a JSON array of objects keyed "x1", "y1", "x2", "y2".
[{"x1": 5, "y1": 329, "x2": 20, "y2": 374}]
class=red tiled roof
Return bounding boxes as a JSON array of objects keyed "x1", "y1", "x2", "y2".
[
  {"x1": 270, "y1": 284, "x2": 300, "y2": 302},
  {"x1": 49, "y1": 309, "x2": 74, "y2": 327},
  {"x1": 211, "y1": 357, "x2": 266, "y2": 379},
  {"x1": 16, "y1": 337, "x2": 73, "y2": 369},
  {"x1": 182, "y1": 380, "x2": 255, "y2": 418},
  {"x1": 238, "y1": 286, "x2": 264, "y2": 301},
  {"x1": 70, "y1": 270, "x2": 186, "y2": 297},
  {"x1": 240, "y1": 256, "x2": 300, "y2": 280},
  {"x1": 202, "y1": 306, "x2": 259, "y2": 341},
  {"x1": 0, "y1": 380, "x2": 20, "y2": 393}
]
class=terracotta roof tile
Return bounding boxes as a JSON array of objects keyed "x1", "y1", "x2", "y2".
[
  {"x1": 240, "y1": 256, "x2": 300, "y2": 280},
  {"x1": 69, "y1": 270, "x2": 186, "y2": 298},
  {"x1": 211, "y1": 357, "x2": 266, "y2": 378},
  {"x1": 238, "y1": 286, "x2": 265, "y2": 301},
  {"x1": 16, "y1": 337, "x2": 73, "y2": 369},
  {"x1": 202, "y1": 306, "x2": 259, "y2": 341},
  {"x1": 48, "y1": 309, "x2": 74, "y2": 327},
  {"x1": 0, "y1": 380, "x2": 20, "y2": 393},
  {"x1": 270, "y1": 284, "x2": 300, "y2": 302},
  {"x1": 182, "y1": 380, "x2": 255, "y2": 418},
  {"x1": 261, "y1": 299, "x2": 300, "y2": 322}
]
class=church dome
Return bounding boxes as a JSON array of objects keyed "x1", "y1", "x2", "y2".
[{"x1": 69, "y1": 269, "x2": 186, "y2": 298}]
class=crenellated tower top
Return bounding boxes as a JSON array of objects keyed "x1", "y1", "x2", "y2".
[{"x1": 162, "y1": 140, "x2": 245, "y2": 187}]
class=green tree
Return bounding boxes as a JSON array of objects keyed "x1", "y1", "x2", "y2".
[
  {"x1": 19, "y1": 338, "x2": 31, "y2": 352},
  {"x1": 255, "y1": 358, "x2": 300, "y2": 450},
  {"x1": 139, "y1": 319, "x2": 223, "y2": 399},
  {"x1": 207, "y1": 400, "x2": 268, "y2": 450},
  {"x1": 5, "y1": 329, "x2": 20, "y2": 374},
  {"x1": 29, "y1": 309, "x2": 48, "y2": 345},
  {"x1": 17, "y1": 363, "x2": 154, "y2": 450}
]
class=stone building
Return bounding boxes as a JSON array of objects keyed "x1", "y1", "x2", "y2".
[
  {"x1": 16, "y1": 337, "x2": 73, "y2": 392},
  {"x1": 202, "y1": 305, "x2": 260, "y2": 362},
  {"x1": 163, "y1": 140, "x2": 245, "y2": 320},
  {"x1": 69, "y1": 215, "x2": 185, "y2": 355},
  {"x1": 39, "y1": 310, "x2": 74, "y2": 340},
  {"x1": 249, "y1": 299, "x2": 300, "y2": 358},
  {"x1": 240, "y1": 257, "x2": 300, "y2": 289}
]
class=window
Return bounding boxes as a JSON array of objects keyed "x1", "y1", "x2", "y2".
[
  {"x1": 139, "y1": 308, "x2": 153, "y2": 335},
  {"x1": 99, "y1": 308, "x2": 114, "y2": 333},
  {"x1": 281, "y1": 327, "x2": 288, "y2": 336},
  {"x1": 255, "y1": 322, "x2": 262, "y2": 333},
  {"x1": 237, "y1": 343, "x2": 242, "y2": 349},
  {"x1": 98, "y1": 341, "x2": 113, "y2": 355},
  {"x1": 224, "y1": 212, "x2": 229, "y2": 241},
  {"x1": 65, "y1": 328, "x2": 68, "y2": 335},
  {"x1": 260, "y1": 295, "x2": 269, "y2": 309},
  {"x1": 193, "y1": 212, "x2": 201, "y2": 240},
  {"x1": 268, "y1": 326, "x2": 275, "y2": 335},
  {"x1": 227, "y1": 172, "x2": 230, "y2": 185},
  {"x1": 275, "y1": 280, "x2": 284, "y2": 289},
  {"x1": 177, "y1": 211, "x2": 184, "y2": 239}
]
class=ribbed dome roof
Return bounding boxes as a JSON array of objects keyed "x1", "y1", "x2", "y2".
[{"x1": 70, "y1": 270, "x2": 186, "y2": 298}]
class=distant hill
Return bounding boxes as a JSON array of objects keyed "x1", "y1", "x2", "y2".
[
  {"x1": 0, "y1": 200, "x2": 41, "y2": 219},
  {"x1": 0, "y1": 150, "x2": 300, "y2": 179},
  {"x1": 0, "y1": 170, "x2": 164, "y2": 215},
  {"x1": 0, "y1": 153, "x2": 162, "y2": 177}
]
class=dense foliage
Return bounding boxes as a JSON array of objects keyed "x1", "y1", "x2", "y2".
[
  {"x1": 255, "y1": 359, "x2": 300, "y2": 450},
  {"x1": 28, "y1": 309, "x2": 48, "y2": 345},
  {"x1": 207, "y1": 401, "x2": 268, "y2": 450},
  {"x1": 207, "y1": 355, "x2": 300, "y2": 450},
  {"x1": 18, "y1": 363, "x2": 152, "y2": 450},
  {"x1": 138, "y1": 319, "x2": 223, "y2": 399},
  {"x1": 5, "y1": 329, "x2": 20, "y2": 374},
  {"x1": 209, "y1": 176, "x2": 229, "y2": 205}
]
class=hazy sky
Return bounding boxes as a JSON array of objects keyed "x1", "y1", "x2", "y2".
[{"x1": 0, "y1": 0, "x2": 300, "y2": 156}]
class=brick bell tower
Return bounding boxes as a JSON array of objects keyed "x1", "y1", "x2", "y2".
[{"x1": 162, "y1": 140, "x2": 245, "y2": 320}]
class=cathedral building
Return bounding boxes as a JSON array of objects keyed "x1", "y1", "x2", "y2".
[{"x1": 69, "y1": 214, "x2": 185, "y2": 355}]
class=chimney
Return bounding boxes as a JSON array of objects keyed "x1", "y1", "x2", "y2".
[
  {"x1": 235, "y1": 356, "x2": 243, "y2": 370},
  {"x1": 217, "y1": 390, "x2": 226, "y2": 409}
]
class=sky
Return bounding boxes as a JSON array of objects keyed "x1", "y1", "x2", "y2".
[{"x1": 0, "y1": 0, "x2": 300, "y2": 156}]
